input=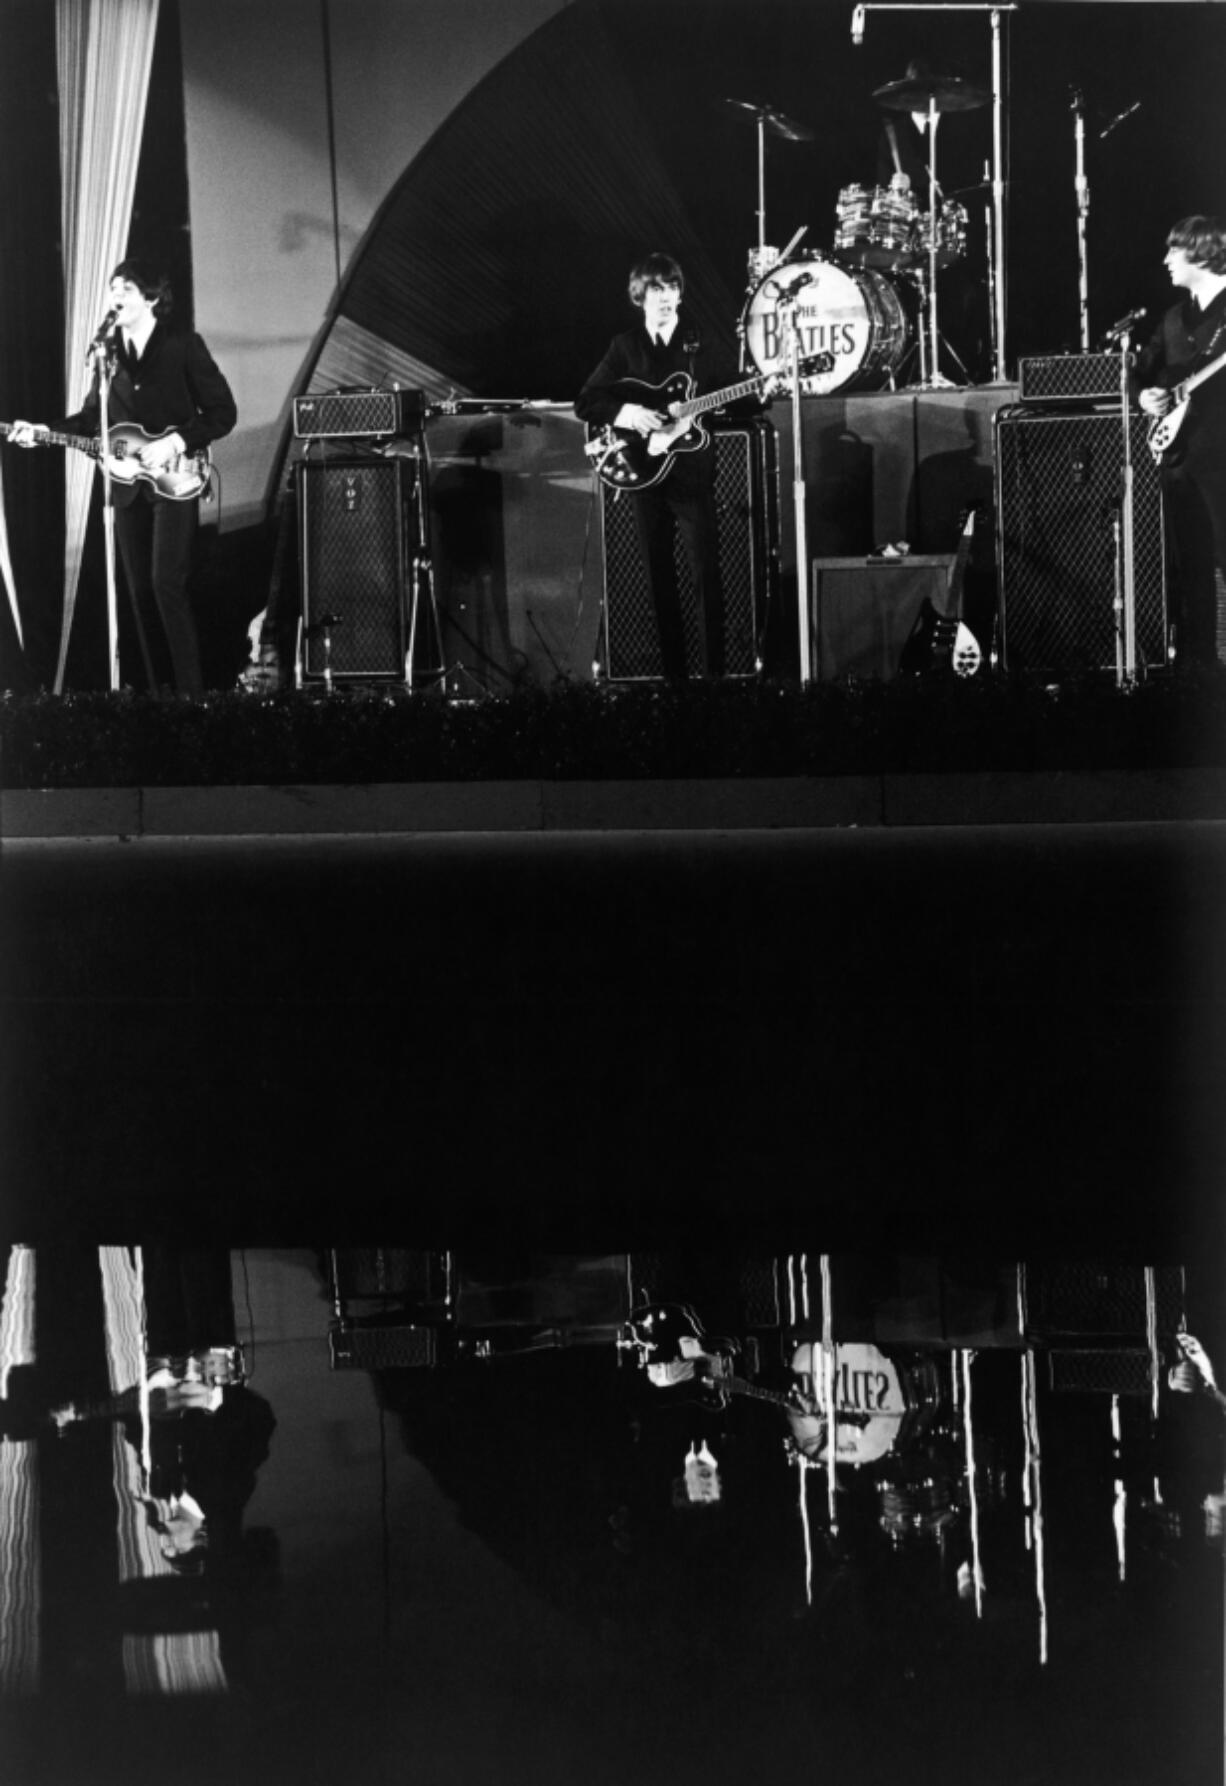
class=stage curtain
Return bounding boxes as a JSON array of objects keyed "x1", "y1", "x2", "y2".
[{"x1": 53, "y1": 0, "x2": 160, "y2": 693}]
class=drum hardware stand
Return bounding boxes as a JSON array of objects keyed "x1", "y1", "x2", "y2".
[
  {"x1": 303, "y1": 612, "x2": 343, "y2": 694},
  {"x1": 856, "y1": 3, "x2": 1017, "y2": 382}
]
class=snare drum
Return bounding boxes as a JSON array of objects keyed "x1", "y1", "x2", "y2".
[
  {"x1": 834, "y1": 182, "x2": 918, "y2": 271},
  {"x1": 911, "y1": 199, "x2": 968, "y2": 269},
  {"x1": 741, "y1": 255, "x2": 910, "y2": 396}
]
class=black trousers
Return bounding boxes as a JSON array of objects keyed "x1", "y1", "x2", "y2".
[
  {"x1": 1163, "y1": 456, "x2": 1226, "y2": 665},
  {"x1": 113, "y1": 488, "x2": 203, "y2": 696},
  {"x1": 632, "y1": 467, "x2": 725, "y2": 678}
]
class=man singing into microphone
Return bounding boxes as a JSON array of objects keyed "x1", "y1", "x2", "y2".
[
  {"x1": 10, "y1": 260, "x2": 236, "y2": 697},
  {"x1": 1136, "y1": 216, "x2": 1226, "y2": 667},
  {"x1": 576, "y1": 253, "x2": 748, "y2": 679}
]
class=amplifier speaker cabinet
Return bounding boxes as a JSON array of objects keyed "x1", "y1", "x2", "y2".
[
  {"x1": 994, "y1": 407, "x2": 1168, "y2": 673},
  {"x1": 1016, "y1": 353, "x2": 1130, "y2": 406},
  {"x1": 293, "y1": 387, "x2": 425, "y2": 440},
  {"x1": 297, "y1": 458, "x2": 411, "y2": 680},
  {"x1": 599, "y1": 420, "x2": 778, "y2": 680}
]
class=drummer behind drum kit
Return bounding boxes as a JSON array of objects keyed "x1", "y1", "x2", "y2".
[{"x1": 728, "y1": 71, "x2": 988, "y2": 397}]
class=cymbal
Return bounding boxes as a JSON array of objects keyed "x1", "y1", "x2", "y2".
[
  {"x1": 873, "y1": 75, "x2": 990, "y2": 113},
  {"x1": 724, "y1": 96, "x2": 815, "y2": 142}
]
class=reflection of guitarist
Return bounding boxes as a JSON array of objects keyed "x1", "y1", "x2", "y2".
[
  {"x1": 576, "y1": 252, "x2": 760, "y2": 679},
  {"x1": 1136, "y1": 216, "x2": 1226, "y2": 667}
]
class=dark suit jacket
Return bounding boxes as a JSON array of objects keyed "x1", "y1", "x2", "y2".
[
  {"x1": 575, "y1": 321, "x2": 752, "y2": 492},
  {"x1": 60, "y1": 323, "x2": 237, "y2": 505}
]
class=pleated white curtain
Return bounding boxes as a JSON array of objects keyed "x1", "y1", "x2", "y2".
[{"x1": 53, "y1": 0, "x2": 160, "y2": 693}]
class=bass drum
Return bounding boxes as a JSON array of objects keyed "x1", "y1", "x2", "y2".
[{"x1": 742, "y1": 256, "x2": 910, "y2": 397}]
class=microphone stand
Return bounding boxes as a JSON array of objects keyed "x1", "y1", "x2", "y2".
[
  {"x1": 777, "y1": 290, "x2": 812, "y2": 682},
  {"x1": 1072, "y1": 92, "x2": 1090, "y2": 352},
  {"x1": 87, "y1": 333, "x2": 122, "y2": 691},
  {"x1": 1114, "y1": 329, "x2": 1138, "y2": 686}
]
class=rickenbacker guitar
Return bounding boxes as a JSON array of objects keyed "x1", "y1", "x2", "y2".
[
  {"x1": 932, "y1": 503, "x2": 982, "y2": 678},
  {"x1": 1147, "y1": 345, "x2": 1226, "y2": 462},
  {"x1": 585, "y1": 359, "x2": 832, "y2": 492},
  {"x1": 0, "y1": 420, "x2": 212, "y2": 501}
]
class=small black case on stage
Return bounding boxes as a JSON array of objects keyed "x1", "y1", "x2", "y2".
[{"x1": 292, "y1": 387, "x2": 425, "y2": 439}]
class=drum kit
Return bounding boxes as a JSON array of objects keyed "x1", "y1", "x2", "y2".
[{"x1": 727, "y1": 70, "x2": 990, "y2": 397}]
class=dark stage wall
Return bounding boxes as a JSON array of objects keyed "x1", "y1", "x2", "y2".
[{"x1": 414, "y1": 386, "x2": 1010, "y2": 691}]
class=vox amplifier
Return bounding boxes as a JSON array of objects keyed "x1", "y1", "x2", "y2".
[
  {"x1": 293, "y1": 387, "x2": 425, "y2": 439},
  {"x1": 1016, "y1": 353, "x2": 1131, "y2": 406}
]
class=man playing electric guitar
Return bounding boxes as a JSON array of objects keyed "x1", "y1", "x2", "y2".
[
  {"x1": 9, "y1": 259, "x2": 236, "y2": 696},
  {"x1": 1136, "y1": 215, "x2": 1226, "y2": 667},
  {"x1": 576, "y1": 253, "x2": 762, "y2": 679}
]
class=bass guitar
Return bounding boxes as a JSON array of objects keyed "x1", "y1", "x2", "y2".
[
  {"x1": 585, "y1": 357, "x2": 832, "y2": 492},
  {"x1": 0, "y1": 419, "x2": 212, "y2": 501},
  {"x1": 1147, "y1": 345, "x2": 1226, "y2": 462}
]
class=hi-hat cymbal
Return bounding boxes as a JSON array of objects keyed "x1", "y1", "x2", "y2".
[
  {"x1": 873, "y1": 75, "x2": 989, "y2": 113},
  {"x1": 724, "y1": 96, "x2": 815, "y2": 141}
]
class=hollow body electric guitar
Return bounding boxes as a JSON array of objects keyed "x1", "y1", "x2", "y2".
[
  {"x1": 586, "y1": 358, "x2": 831, "y2": 492},
  {"x1": 0, "y1": 420, "x2": 212, "y2": 501},
  {"x1": 1147, "y1": 346, "x2": 1226, "y2": 462}
]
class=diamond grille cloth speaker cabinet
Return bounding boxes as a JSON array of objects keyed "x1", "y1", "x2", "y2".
[
  {"x1": 599, "y1": 421, "x2": 777, "y2": 679},
  {"x1": 995, "y1": 408, "x2": 1168, "y2": 672},
  {"x1": 297, "y1": 459, "x2": 410, "y2": 679}
]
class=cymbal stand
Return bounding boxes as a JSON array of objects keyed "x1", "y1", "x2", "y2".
[
  {"x1": 853, "y1": 4, "x2": 1017, "y2": 380},
  {"x1": 923, "y1": 98, "x2": 952, "y2": 387}
]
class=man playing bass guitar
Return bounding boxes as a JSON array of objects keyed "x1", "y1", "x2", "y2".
[
  {"x1": 1136, "y1": 216, "x2": 1226, "y2": 668},
  {"x1": 576, "y1": 253, "x2": 760, "y2": 680},
  {"x1": 9, "y1": 260, "x2": 236, "y2": 697}
]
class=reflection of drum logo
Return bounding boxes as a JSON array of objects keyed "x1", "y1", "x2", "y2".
[{"x1": 743, "y1": 255, "x2": 909, "y2": 396}]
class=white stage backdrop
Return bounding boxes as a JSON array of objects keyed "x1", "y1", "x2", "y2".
[{"x1": 179, "y1": 0, "x2": 568, "y2": 531}]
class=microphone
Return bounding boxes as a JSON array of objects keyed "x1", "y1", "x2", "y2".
[
  {"x1": 1068, "y1": 85, "x2": 1084, "y2": 112},
  {"x1": 88, "y1": 307, "x2": 119, "y2": 351},
  {"x1": 851, "y1": 6, "x2": 865, "y2": 46},
  {"x1": 1103, "y1": 304, "x2": 1146, "y2": 341},
  {"x1": 682, "y1": 329, "x2": 702, "y2": 357},
  {"x1": 1099, "y1": 100, "x2": 1140, "y2": 141},
  {"x1": 768, "y1": 272, "x2": 815, "y2": 298}
]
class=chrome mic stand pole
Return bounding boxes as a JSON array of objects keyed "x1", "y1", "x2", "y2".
[
  {"x1": 1117, "y1": 332, "x2": 1137, "y2": 685},
  {"x1": 777, "y1": 290, "x2": 812, "y2": 682},
  {"x1": 989, "y1": 7, "x2": 1007, "y2": 381},
  {"x1": 1072, "y1": 89, "x2": 1090, "y2": 352},
  {"x1": 88, "y1": 336, "x2": 122, "y2": 690},
  {"x1": 925, "y1": 99, "x2": 943, "y2": 384}
]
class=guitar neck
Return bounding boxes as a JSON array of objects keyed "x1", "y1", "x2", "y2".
[
  {"x1": 675, "y1": 376, "x2": 762, "y2": 423},
  {"x1": 1178, "y1": 347, "x2": 1226, "y2": 402},
  {"x1": 0, "y1": 422, "x2": 97, "y2": 459}
]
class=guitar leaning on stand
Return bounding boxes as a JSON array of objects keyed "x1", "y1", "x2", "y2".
[
  {"x1": 584, "y1": 357, "x2": 831, "y2": 492},
  {"x1": 0, "y1": 419, "x2": 212, "y2": 501}
]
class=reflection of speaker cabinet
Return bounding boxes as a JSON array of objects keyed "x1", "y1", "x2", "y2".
[
  {"x1": 599, "y1": 420, "x2": 778, "y2": 679},
  {"x1": 297, "y1": 458, "x2": 411, "y2": 680},
  {"x1": 994, "y1": 407, "x2": 1168, "y2": 672}
]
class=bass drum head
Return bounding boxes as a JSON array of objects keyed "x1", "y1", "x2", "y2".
[{"x1": 742, "y1": 257, "x2": 910, "y2": 396}]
